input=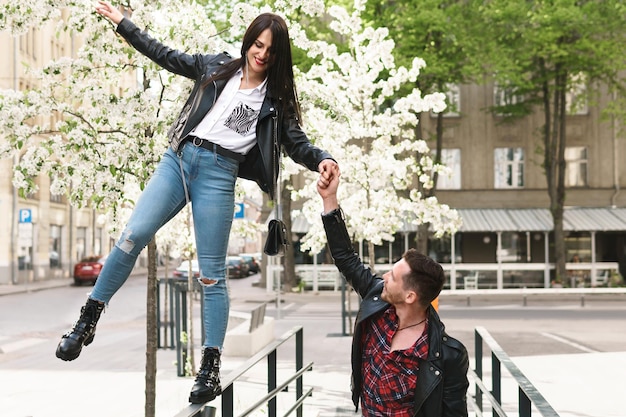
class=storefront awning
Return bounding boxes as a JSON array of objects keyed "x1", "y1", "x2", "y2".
[
  {"x1": 458, "y1": 207, "x2": 626, "y2": 233},
  {"x1": 279, "y1": 207, "x2": 626, "y2": 234}
]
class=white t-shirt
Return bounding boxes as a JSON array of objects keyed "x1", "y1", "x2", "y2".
[{"x1": 190, "y1": 69, "x2": 267, "y2": 155}]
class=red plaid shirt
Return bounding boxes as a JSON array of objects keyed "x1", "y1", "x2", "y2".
[{"x1": 361, "y1": 306, "x2": 429, "y2": 417}]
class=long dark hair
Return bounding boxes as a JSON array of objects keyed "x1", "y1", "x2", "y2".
[{"x1": 205, "y1": 13, "x2": 301, "y2": 121}]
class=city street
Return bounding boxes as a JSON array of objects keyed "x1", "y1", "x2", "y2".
[{"x1": 1, "y1": 273, "x2": 626, "y2": 416}]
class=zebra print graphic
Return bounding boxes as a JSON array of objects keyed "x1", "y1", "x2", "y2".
[{"x1": 224, "y1": 102, "x2": 260, "y2": 136}]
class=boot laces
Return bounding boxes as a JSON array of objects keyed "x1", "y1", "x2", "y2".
[
  {"x1": 64, "y1": 303, "x2": 99, "y2": 338},
  {"x1": 195, "y1": 351, "x2": 220, "y2": 384}
]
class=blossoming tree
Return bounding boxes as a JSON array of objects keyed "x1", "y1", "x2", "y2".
[
  {"x1": 284, "y1": 1, "x2": 462, "y2": 265},
  {"x1": 0, "y1": 0, "x2": 461, "y2": 413}
]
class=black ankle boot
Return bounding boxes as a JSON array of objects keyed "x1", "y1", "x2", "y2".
[
  {"x1": 189, "y1": 347, "x2": 222, "y2": 404},
  {"x1": 56, "y1": 298, "x2": 104, "y2": 361}
]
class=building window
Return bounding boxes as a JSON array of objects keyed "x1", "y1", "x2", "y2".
[
  {"x1": 50, "y1": 225, "x2": 62, "y2": 268},
  {"x1": 494, "y1": 147, "x2": 524, "y2": 188},
  {"x1": 76, "y1": 227, "x2": 87, "y2": 261},
  {"x1": 566, "y1": 74, "x2": 588, "y2": 115},
  {"x1": 430, "y1": 84, "x2": 460, "y2": 118},
  {"x1": 493, "y1": 83, "x2": 521, "y2": 115},
  {"x1": 499, "y1": 232, "x2": 527, "y2": 263},
  {"x1": 445, "y1": 84, "x2": 461, "y2": 116},
  {"x1": 565, "y1": 146, "x2": 588, "y2": 187},
  {"x1": 50, "y1": 193, "x2": 64, "y2": 203},
  {"x1": 437, "y1": 148, "x2": 461, "y2": 190}
]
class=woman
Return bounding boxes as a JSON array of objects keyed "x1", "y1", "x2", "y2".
[{"x1": 56, "y1": 0, "x2": 339, "y2": 405}]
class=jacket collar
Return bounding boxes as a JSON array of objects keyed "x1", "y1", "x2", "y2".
[{"x1": 426, "y1": 305, "x2": 444, "y2": 361}]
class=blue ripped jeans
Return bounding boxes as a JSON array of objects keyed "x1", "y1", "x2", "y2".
[{"x1": 90, "y1": 142, "x2": 238, "y2": 350}]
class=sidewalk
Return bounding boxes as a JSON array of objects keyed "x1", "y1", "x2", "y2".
[
  {"x1": 0, "y1": 277, "x2": 72, "y2": 296},
  {"x1": 0, "y1": 265, "x2": 150, "y2": 297},
  {"x1": 1, "y1": 275, "x2": 625, "y2": 417}
]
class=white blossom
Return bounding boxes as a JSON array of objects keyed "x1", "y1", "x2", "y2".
[{"x1": 0, "y1": 0, "x2": 460, "y2": 258}]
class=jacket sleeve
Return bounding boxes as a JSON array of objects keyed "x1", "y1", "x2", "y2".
[
  {"x1": 115, "y1": 18, "x2": 211, "y2": 80},
  {"x1": 441, "y1": 336, "x2": 470, "y2": 417},
  {"x1": 321, "y1": 208, "x2": 380, "y2": 297},
  {"x1": 280, "y1": 107, "x2": 335, "y2": 172}
]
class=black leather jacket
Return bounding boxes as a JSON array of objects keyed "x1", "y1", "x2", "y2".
[
  {"x1": 116, "y1": 18, "x2": 333, "y2": 199},
  {"x1": 322, "y1": 209, "x2": 469, "y2": 417}
]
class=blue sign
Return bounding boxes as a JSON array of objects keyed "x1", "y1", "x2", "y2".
[
  {"x1": 19, "y1": 209, "x2": 32, "y2": 223},
  {"x1": 233, "y1": 203, "x2": 244, "y2": 219}
]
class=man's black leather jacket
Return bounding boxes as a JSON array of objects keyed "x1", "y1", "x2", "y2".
[
  {"x1": 322, "y1": 208, "x2": 469, "y2": 417},
  {"x1": 116, "y1": 18, "x2": 333, "y2": 199}
]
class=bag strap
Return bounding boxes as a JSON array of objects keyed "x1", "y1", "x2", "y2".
[{"x1": 272, "y1": 112, "x2": 282, "y2": 220}]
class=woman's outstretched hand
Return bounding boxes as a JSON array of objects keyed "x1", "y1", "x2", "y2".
[
  {"x1": 95, "y1": 0, "x2": 125, "y2": 25},
  {"x1": 317, "y1": 159, "x2": 340, "y2": 190}
]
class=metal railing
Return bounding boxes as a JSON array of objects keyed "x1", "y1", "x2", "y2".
[
  {"x1": 173, "y1": 326, "x2": 313, "y2": 417},
  {"x1": 470, "y1": 326, "x2": 560, "y2": 417},
  {"x1": 157, "y1": 277, "x2": 199, "y2": 377}
]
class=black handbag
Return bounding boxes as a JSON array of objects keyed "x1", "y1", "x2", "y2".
[{"x1": 264, "y1": 219, "x2": 288, "y2": 256}]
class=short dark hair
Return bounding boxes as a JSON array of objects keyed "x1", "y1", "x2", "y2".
[{"x1": 401, "y1": 249, "x2": 445, "y2": 307}]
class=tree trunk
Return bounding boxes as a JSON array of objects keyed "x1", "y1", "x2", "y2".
[
  {"x1": 416, "y1": 223, "x2": 430, "y2": 255},
  {"x1": 415, "y1": 110, "x2": 444, "y2": 255},
  {"x1": 367, "y1": 240, "x2": 376, "y2": 275},
  {"x1": 542, "y1": 60, "x2": 568, "y2": 284},
  {"x1": 554, "y1": 73, "x2": 568, "y2": 283},
  {"x1": 145, "y1": 239, "x2": 158, "y2": 417}
]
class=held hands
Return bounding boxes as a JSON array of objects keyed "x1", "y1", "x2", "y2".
[
  {"x1": 95, "y1": 0, "x2": 125, "y2": 25},
  {"x1": 317, "y1": 159, "x2": 339, "y2": 189},
  {"x1": 317, "y1": 163, "x2": 340, "y2": 213}
]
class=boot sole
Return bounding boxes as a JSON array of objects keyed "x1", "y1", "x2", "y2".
[
  {"x1": 55, "y1": 347, "x2": 80, "y2": 361},
  {"x1": 55, "y1": 334, "x2": 95, "y2": 361},
  {"x1": 188, "y1": 388, "x2": 222, "y2": 404}
]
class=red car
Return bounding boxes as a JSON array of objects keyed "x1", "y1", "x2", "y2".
[{"x1": 73, "y1": 256, "x2": 106, "y2": 286}]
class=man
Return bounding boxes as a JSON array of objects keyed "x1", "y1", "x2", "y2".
[{"x1": 316, "y1": 170, "x2": 469, "y2": 416}]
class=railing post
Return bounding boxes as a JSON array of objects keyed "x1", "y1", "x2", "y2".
[
  {"x1": 520, "y1": 388, "x2": 531, "y2": 417},
  {"x1": 175, "y1": 282, "x2": 184, "y2": 376},
  {"x1": 222, "y1": 384, "x2": 234, "y2": 417},
  {"x1": 157, "y1": 278, "x2": 163, "y2": 348},
  {"x1": 268, "y1": 349, "x2": 277, "y2": 417},
  {"x1": 491, "y1": 353, "x2": 501, "y2": 417},
  {"x1": 474, "y1": 329, "x2": 483, "y2": 413},
  {"x1": 202, "y1": 406, "x2": 217, "y2": 417},
  {"x1": 296, "y1": 327, "x2": 304, "y2": 417},
  {"x1": 169, "y1": 280, "x2": 176, "y2": 347}
]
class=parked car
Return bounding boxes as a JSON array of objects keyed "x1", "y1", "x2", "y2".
[
  {"x1": 172, "y1": 259, "x2": 200, "y2": 279},
  {"x1": 73, "y1": 255, "x2": 106, "y2": 286},
  {"x1": 173, "y1": 257, "x2": 249, "y2": 280},
  {"x1": 239, "y1": 253, "x2": 260, "y2": 275},
  {"x1": 226, "y1": 256, "x2": 249, "y2": 279}
]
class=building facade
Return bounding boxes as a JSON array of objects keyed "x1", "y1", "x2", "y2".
[
  {"x1": 0, "y1": 17, "x2": 113, "y2": 285},
  {"x1": 414, "y1": 82, "x2": 626, "y2": 289}
]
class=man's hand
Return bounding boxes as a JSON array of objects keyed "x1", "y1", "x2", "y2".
[
  {"x1": 317, "y1": 165, "x2": 340, "y2": 213},
  {"x1": 95, "y1": 0, "x2": 125, "y2": 25}
]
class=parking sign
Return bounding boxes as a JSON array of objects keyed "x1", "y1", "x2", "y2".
[
  {"x1": 233, "y1": 203, "x2": 244, "y2": 219},
  {"x1": 19, "y1": 209, "x2": 32, "y2": 223}
]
